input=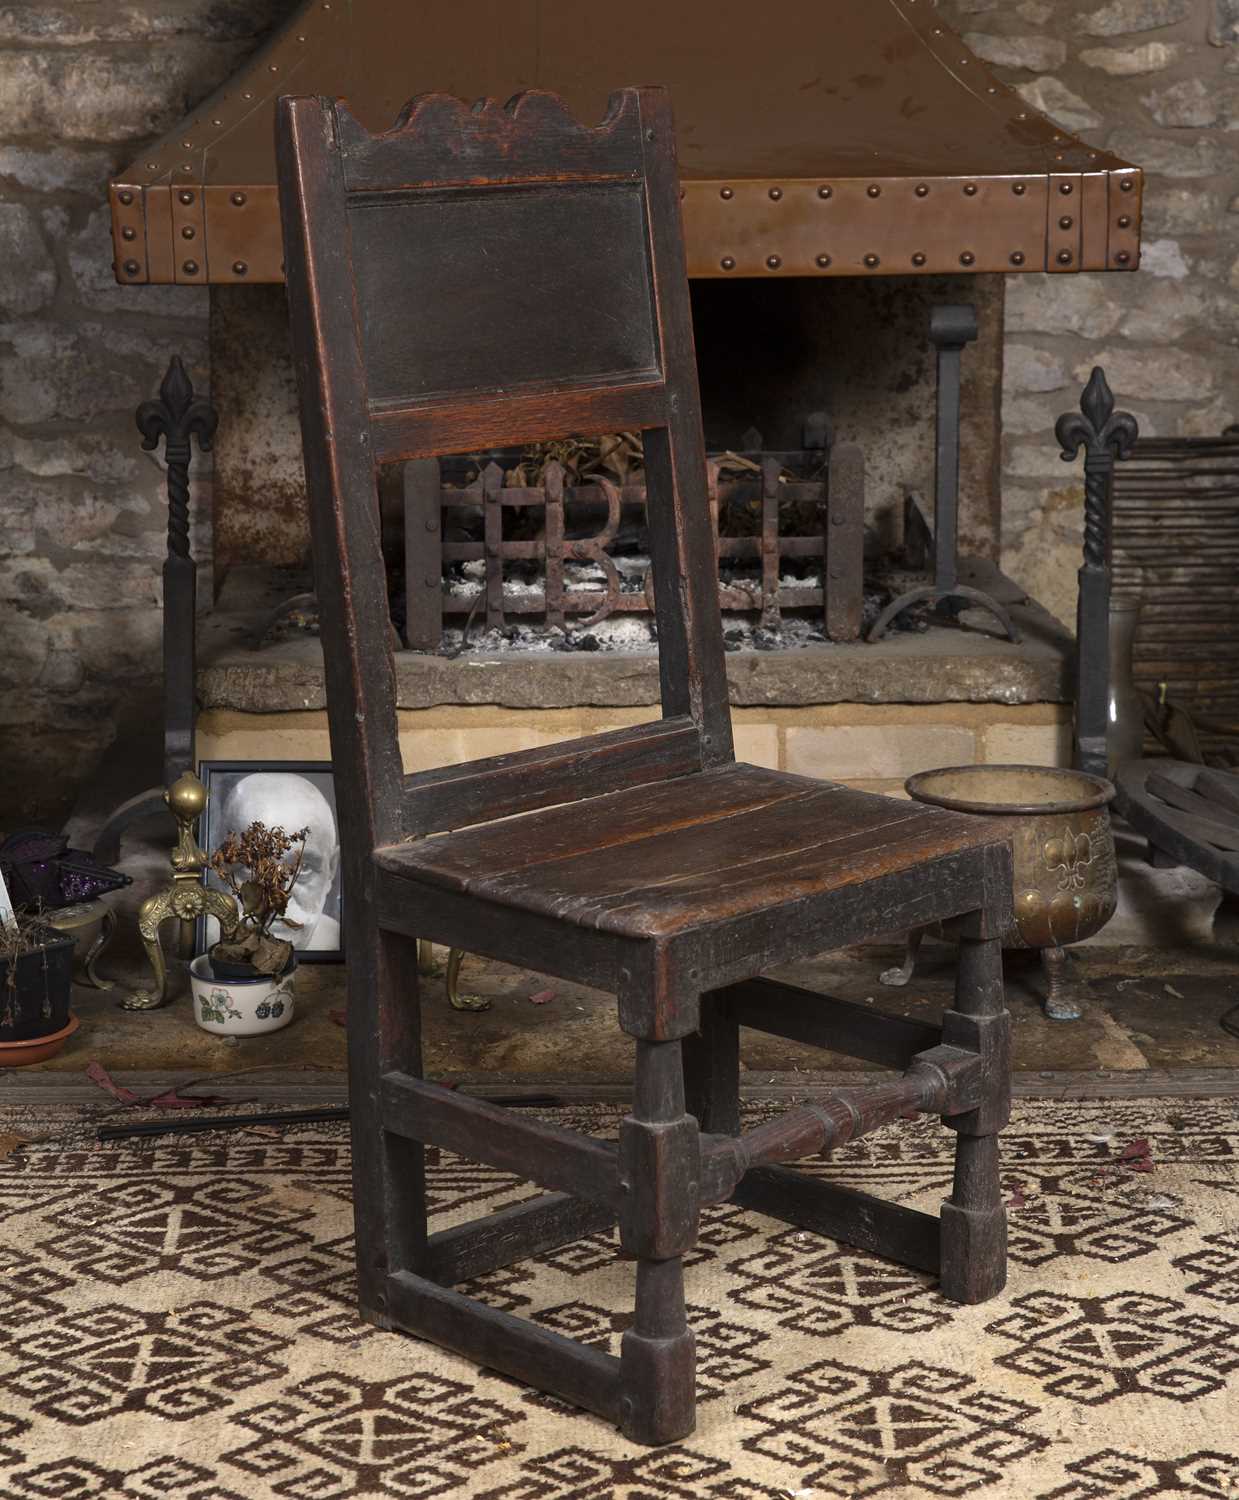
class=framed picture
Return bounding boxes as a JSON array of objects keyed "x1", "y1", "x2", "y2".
[{"x1": 195, "y1": 761, "x2": 343, "y2": 963}]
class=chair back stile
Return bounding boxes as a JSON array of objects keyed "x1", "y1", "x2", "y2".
[{"x1": 276, "y1": 86, "x2": 732, "y2": 854}]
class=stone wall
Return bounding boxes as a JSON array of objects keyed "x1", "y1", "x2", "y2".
[
  {"x1": 1, "y1": 0, "x2": 1236, "y2": 824},
  {"x1": 0, "y1": 1, "x2": 283, "y2": 824},
  {"x1": 938, "y1": 0, "x2": 1239, "y2": 625}
]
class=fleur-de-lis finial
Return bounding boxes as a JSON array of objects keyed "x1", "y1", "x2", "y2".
[
  {"x1": 1055, "y1": 366, "x2": 1138, "y2": 468},
  {"x1": 1056, "y1": 367, "x2": 1138, "y2": 573},
  {"x1": 135, "y1": 355, "x2": 217, "y2": 457},
  {"x1": 135, "y1": 355, "x2": 218, "y2": 563}
]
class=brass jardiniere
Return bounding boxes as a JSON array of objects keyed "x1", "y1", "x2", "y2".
[{"x1": 894, "y1": 764, "x2": 1118, "y2": 1021}]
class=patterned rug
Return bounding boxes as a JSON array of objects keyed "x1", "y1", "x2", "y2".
[{"x1": 0, "y1": 1097, "x2": 1236, "y2": 1499}]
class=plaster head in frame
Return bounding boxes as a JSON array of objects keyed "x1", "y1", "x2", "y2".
[{"x1": 218, "y1": 772, "x2": 340, "y2": 950}]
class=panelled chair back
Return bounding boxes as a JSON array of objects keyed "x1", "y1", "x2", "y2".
[{"x1": 277, "y1": 85, "x2": 1014, "y2": 1447}]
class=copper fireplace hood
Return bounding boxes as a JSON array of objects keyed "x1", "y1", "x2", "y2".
[{"x1": 108, "y1": 0, "x2": 1142, "y2": 287}]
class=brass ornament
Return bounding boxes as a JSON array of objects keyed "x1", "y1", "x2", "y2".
[{"x1": 122, "y1": 772, "x2": 239, "y2": 1011}]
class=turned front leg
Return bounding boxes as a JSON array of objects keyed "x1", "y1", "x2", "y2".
[
  {"x1": 617, "y1": 1038, "x2": 699, "y2": 1445},
  {"x1": 940, "y1": 932, "x2": 1010, "y2": 1304}
]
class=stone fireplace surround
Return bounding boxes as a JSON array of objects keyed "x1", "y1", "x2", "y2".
[
  {"x1": 197, "y1": 556, "x2": 1074, "y2": 802},
  {"x1": 198, "y1": 258, "x2": 1081, "y2": 789}
]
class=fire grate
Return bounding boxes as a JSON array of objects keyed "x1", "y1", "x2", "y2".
[{"x1": 400, "y1": 445, "x2": 865, "y2": 651}]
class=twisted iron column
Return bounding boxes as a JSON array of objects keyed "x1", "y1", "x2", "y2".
[
  {"x1": 136, "y1": 355, "x2": 218, "y2": 788},
  {"x1": 1055, "y1": 367, "x2": 1138, "y2": 778}
]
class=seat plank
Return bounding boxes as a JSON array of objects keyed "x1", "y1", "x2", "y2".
[
  {"x1": 380, "y1": 762, "x2": 816, "y2": 885},
  {"x1": 402, "y1": 716, "x2": 703, "y2": 834},
  {"x1": 379, "y1": 765, "x2": 1005, "y2": 941}
]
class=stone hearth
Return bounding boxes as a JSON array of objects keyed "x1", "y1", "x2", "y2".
[{"x1": 197, "y1": 559, "x2": 1073, "y2": 799}]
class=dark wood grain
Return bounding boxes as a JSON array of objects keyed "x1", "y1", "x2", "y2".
[
  {"x1": 425, "y1": 1193, "x2": 616, "y2": 1286},
  {"x1": 337, "y1": 89, "x2": 645, "y2": 193},
  {"x1": 720, "y1": 975, "x2": 943, "y2": 1070},
  {"x1": 387, "y1": 1270, "x2": 623, "y2": 1423},
  {"x1": 385, "y1": 763, "x2": 809, "y2": 884},
  {"x1": 682, "y1": 990, "x2": 741, "y2": 1135},
  {"x1": 381, "y1": 1072, "x2": 621, "y2": 1209},
  {"x1": 731, "y1": 1167, "x2": 942, "y2": 1275},
  {"x1": 939, "y1": 935, "x2": 1010, "y2": 1304},
  {"x1": 382, "y1": 765, "x2": 1004, "y2": 942},
  {"x1": 400, "y1": 716, "x2": 702, "y2": 835},
  {"x1": 368, "y1": 377, "x2": 666, "y2": 465},
  {"x1": 351, "y1": 182, "x2": 658, "y2": 405},
  {"x1": 402, "y1": 457, "x2": 443, "y2": 650},
  {"x1": 637, "y1": 89, "x2": 732, "y2": 767},
  {"x1": 278, "y1": 96, "x2": 422, "y2": 1328}
]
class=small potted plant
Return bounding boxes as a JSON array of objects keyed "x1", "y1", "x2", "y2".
[
  {"x1": 188, "y1": 820, "x2": 307, "y2": 1036},
  {"x1": 0, "y1": 872, "x2": 78, "y2": 1065}
]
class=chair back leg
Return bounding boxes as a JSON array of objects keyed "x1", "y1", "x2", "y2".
[
  {"x1": 682, "y1": 990, "x2": 741, "y2": 1137},
  {"x1": 939, "y1": 931, "x2": 1010, "y2": 1303}
]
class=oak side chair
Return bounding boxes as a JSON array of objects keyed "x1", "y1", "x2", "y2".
[{"x1": 276, "y1": 84, "x2": 1014, "y2": 1447}]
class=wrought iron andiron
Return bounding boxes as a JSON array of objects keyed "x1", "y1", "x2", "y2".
[
  {"x1": 869, "y1": 305, "x2": 1018, "y2": 642},
  {"x1": 1055, "y1": 367, "x2": 1138, "y2": 778},
  {"x1": 92, "y1": 357, "x2": 217, "y2": 866}
]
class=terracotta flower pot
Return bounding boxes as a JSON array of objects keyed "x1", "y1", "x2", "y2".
[{"x1": 0, "y1": 927, "x2": 76, "y2": 1063}]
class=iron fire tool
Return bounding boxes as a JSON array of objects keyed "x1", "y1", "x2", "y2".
[
  {"x1": 1055, "y1": 367, "x2": 1138, "y2": 778},
  {"x1": 868, "y1": 305, "x2": 1019, "y2": 642},
  {"x1": 91, "y1": 357, "x2": 217, "y2": 869}
]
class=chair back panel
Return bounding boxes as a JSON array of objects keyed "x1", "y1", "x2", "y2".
[
  {"x1": 277, "y1": 84, "x2": 731, "y2": 853},
  {"x1": 350, "y1": 182, "x2": 661, "y2": 407}
]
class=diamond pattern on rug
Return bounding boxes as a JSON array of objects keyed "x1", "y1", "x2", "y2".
[
  {"x1": 0, "y1": 1097, "x2": 1235, "y2": 1500},
  {"x1": 987, "y1": 1290, "x2": 1239, "y2": 1405},
  {"x1": 5, "y1": 1453, "x2": 249, "y2": 1500},
  {"x1": 0, "y1": 1300, "x2": 289, "y2": 1425},
  {"x1": 1174, "y1": 1229, "x2": 1239, "y2": 1307},
  {"x1": 727, "y1": 1230, "x2": 952, "y2": 1336},
  {"x1": 37, "y1": 1176, "x2": 313, "y2": 1285},
  {"x1": 222, "y1": 1371, "x2": 528, "y2": 1499},
  {"x1": 739, "y1": 1359, "x2": 1048, "y2": 1497},
  {"x1": 1035, "y1": 1448, "x2": 1239, "y2": 1500},
  {"x1": 1003, "y1": 1170, "x2": 1193, "y2": 1266}
]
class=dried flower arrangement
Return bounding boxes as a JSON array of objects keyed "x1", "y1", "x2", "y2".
[{"x1": 207, "y1": 820, "x2": 309, "y2": 979}]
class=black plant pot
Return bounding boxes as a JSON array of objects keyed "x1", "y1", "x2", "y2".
[{"x1": 0, "y1": 928, "x2": 75, "y2": 1042}]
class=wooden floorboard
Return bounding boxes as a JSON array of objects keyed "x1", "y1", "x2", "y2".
[{"x1": 5, "y1": 1066, "x2": 1238, "y2": 1104}]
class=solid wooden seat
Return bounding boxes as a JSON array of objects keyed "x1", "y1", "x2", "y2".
[
  {"x1": 277, "y1": 82, "x2": 1013, "y2": 1449},
  {"x1": 377, "y1": 763, "x2": 1003, "y2": 942}
]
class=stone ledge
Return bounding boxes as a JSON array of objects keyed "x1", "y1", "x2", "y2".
[{"x1": 200, "y1": 596, "x2": 1071, "y2": 713}]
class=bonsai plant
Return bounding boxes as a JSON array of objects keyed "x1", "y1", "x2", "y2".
[
  {"x1": 0, "y1": 871, "x2": 78, "y2": 1065},
  {"x1": 206, "y1": 820, "x2": 309, "y2": 980},
  {"x1": 188, "y1": 820, "x2": 308, "y2": 1037}
]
